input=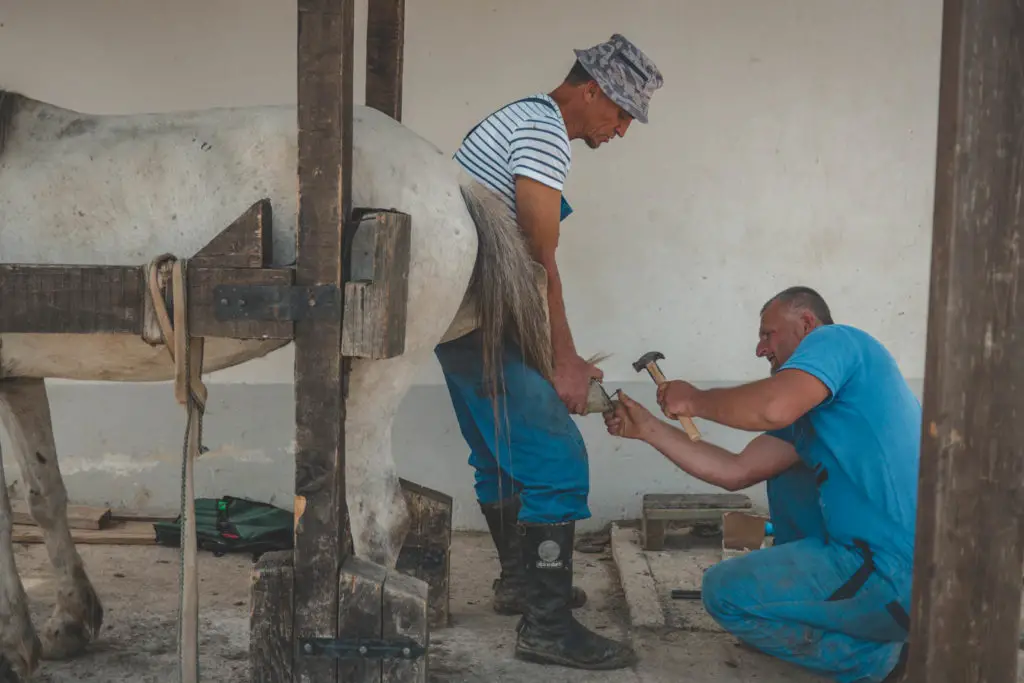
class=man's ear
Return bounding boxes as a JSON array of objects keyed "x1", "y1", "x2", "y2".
[{"x1": 799, "y1": 310, "x2": 819, "y2": 334}]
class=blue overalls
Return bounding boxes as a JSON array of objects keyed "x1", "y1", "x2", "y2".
[
  {"x1": 701, "y1": 324, "x2": 922, "y2": 683},
  {"x1": 435, "y1": 97, "x2": 584, "y2": 525}
]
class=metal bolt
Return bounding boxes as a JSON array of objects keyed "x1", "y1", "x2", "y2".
[
  {"x1": 304, "y1": 643, "x2": 313, "y2": 654},
  {"x1": 402, "y1": 647, "x2": 411, "y2": 658},
  {"x1": 220, "y1": 298, "x2": 228, "y2": 306},
  {"x1": 359, "y1": 646, "x2": 368, "y2": 655}
]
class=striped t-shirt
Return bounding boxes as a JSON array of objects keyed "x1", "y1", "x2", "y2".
[{"x1": 454, "y1": 93, "x2": 572, "y2": 215}]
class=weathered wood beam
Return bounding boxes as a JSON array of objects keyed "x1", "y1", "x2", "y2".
[
  {"x1": 186, "y1": 266, "x2": 294, "y2": 339},
  {"x1": 0, "y1": 264, "x2": 145, "y2": 334},
  {"x1": 290, "y1": 0, "x2": 354, "y2": 681},
  {"x1": 250, "y1": 550, "x2": 295, "y2": 683},
  {"x1": 906, "y1": 1, "x2": 1024, "y2": 682},
  {"x1": 341, "y1": 209, "x2": 411, "y2": 358},
  {"x1": 366, "y1": 0, "x2": 405, "y2": 120},
  {"x1": 191, "y1": 199, "x2": 273, "y2": 269},
  {"x1": 396, "y1": 478, "x2": 452, "y2": 628}
]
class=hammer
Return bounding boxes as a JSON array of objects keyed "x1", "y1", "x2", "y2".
[{"x1": 632, "y1": 351, "x2": 703, "y2": 442}]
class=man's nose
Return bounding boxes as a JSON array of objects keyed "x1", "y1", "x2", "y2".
[
  {"x1": 616, "y1": 119, "x2": 632, "y2": 137},
  {"x1": 756, "y1": 343, "x2": 768, "y2": 357}
]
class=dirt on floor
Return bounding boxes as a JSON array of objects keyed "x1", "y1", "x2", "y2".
[{"x1": 21, "y1": 525, "x2": 1018, "y2": 683}]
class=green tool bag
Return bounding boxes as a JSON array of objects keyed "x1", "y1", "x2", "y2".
[{"x1": 153, "y1": 496, "x2": 293, "y2": 558}]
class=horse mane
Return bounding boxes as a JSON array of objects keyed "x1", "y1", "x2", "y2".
[{"x1": 0, "y1": 89, "x2": 24, "y2": 160}]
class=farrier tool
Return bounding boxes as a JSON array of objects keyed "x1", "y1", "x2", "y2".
[{"x1": 632, "y1": 351, "x2": 703, "y2": 442}]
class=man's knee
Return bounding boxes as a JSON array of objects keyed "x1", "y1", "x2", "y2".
[{"x1": 700, "y1": 556, "x2": 751, "y2": 624}]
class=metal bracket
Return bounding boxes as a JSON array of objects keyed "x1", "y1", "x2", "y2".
[
  {"x1": 213, "y1": 284, "x2": 340, "y2": 322},
  {"x1": 299, "y1": 636, "x2": 426, "y2": 661}
]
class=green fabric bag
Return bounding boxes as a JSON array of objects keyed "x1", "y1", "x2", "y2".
[{"x1": 153, "y1": 496, "x2": 293, "y2": 558}]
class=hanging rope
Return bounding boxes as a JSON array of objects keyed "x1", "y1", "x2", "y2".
[{"x1": 147, "y1": 253, "x2": 207, "y2": 683}]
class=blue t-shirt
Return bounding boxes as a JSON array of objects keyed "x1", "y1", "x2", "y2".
[{"x1": 767, "y1": 324, "x2": 922, "y2": 578}]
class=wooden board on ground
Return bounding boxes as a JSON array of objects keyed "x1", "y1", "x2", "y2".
[
  {"x1": 12, "y1": 502, "x2": 111, "y2": 530},
  {"x1": 641, "y1": 493, "x2": 753, "y2": 551},
  {"x1": 12, "y1": 520, "x2": 155, "y2": 545},
  {"x1": 396, "y1": 478, "x2": 452, "y2": 628}
]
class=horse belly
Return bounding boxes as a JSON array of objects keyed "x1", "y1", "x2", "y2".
[{"x1": 0, "y1": 332, "x2": 287, "y2": 381}]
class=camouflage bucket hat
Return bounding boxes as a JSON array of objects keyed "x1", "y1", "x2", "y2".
[{"x1": 574, "y1": 34, "x2": 664, "y2": 124}]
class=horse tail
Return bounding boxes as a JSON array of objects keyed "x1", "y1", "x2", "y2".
[{"x1": 458, "y1": 178, "x2": 553, "y2": 401}]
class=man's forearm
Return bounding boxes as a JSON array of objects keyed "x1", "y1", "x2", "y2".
[
  {"x1": 691, "y1": 380, "x2": 788, "y2": 432},
  {"x1": 640, "y1": 421, "x2": 748, "y2": 491},
  {"x1": 540, "y1": 258, "x2": 577, "y2": 364}
]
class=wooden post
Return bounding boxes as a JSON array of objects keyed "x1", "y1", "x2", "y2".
[
  {"x1": 292, "y1": 0, "x2": 354, "y2": 681},
  {"x1": 366, "y1": 0, "x2": 405, "y2": 120},
  {"x1": 906, "y1": 2, "x2": 1024, "y2": 682}
]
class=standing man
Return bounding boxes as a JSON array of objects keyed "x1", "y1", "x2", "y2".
[
  {"x1": 435, "y1": 35, "x2": 664, "y2": 670},
  {"x1": 603, "y1": 286, "x2": 920, "y2": 683}
]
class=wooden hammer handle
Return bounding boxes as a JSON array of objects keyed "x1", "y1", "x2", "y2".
[{"x1": 647, "y1": 363, "x2": 703, "y2": 442}]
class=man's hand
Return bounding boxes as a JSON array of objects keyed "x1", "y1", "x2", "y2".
[
  {"x1": 553, "y1": 355, "x2": 603, "y2": 415},
  {"x1": 657, "y1": 380, "x2": 702, "y2": 420},
  {"x1": 604, "y1": 391, "x2": 660, "y2": 440}
]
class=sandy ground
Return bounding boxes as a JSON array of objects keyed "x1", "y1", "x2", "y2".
[{"x1": 13, "y1": 527, "x2": 1021, "y2": 683}]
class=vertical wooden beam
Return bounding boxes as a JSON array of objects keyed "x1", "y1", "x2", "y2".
[
  {"x1": 293, "y1": 0, "x2": 354, "y2": 681},
  {"x1": 907, "y1": 2, "x2": 1024, "y2": 682},
  {"x1": 366, "y1": 0, "x2": 405, "y2": 120}
]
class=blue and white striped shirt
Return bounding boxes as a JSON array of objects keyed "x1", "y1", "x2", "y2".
[{"x1": 454, "y1": 93, "x2": 572, "y2": 215}]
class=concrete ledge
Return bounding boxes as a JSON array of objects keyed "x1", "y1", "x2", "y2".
[{"x1": 609, "y1": 523, "x2": 665, "y2": 629}]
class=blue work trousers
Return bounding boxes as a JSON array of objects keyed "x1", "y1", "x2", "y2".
[
  {"x1": 434, "y1": 330, "x2": 591, "y2": 524},
  {"x1": 701, "y1": 464, "x2": 910, "y2": 682}
]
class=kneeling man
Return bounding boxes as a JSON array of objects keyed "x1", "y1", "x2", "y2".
[{"x1": 605, "y1": 286, "x2": 919, "y2": 683}]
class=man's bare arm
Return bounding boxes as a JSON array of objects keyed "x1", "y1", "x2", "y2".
[
  {"x1": 642, "y1": 421, "x2": 801, "y2": 491},
  {"x1": 514, "y1": 175, "x2": 576, "y2": 362}
]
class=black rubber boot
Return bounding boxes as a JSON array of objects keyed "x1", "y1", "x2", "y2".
[
  {"x1": 480, "y1": 497, "x2": 586, "y2": 615},
  {"x1": 514, "y1": 521, "x2": 636, "y2": 670}
]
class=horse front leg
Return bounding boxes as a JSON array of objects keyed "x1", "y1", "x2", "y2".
[
  {"x1": 0, "y1": 379, "x2": 103, "y2": 661},
  {"x1": 0, "y1": 424, "x2": 41, "y2": 681}
]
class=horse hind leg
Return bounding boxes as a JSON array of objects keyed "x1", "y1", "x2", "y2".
[
  {"x1": 0, "y1": 429, "x2": 41, "y2": 681},
  {"x1": 344, "y1": 349, "x2": 441, "y2": 570},
  {"x1": 0, "y1": 379, "x2": 103, "y2": 661}
]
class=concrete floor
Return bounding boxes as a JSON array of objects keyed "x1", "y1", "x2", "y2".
[{"x1": 10, "y1": 528, "x2": 852, "y2": 683}]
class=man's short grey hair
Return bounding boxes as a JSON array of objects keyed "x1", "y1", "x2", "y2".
[{"x1": 761, "y1": 286, "x2": 834, "y2": 325}]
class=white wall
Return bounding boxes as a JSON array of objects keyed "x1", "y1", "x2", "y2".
[{"x1": 0, "y1": 0, "x2": 942, "y2": 529}]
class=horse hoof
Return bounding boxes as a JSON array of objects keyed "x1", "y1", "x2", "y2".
[
  {"x1": 40, "y1": 581, "x2": 103, "y2": 661},
  {"x1": 0, "y1": 633, "x2": 40, "y2": 682}
]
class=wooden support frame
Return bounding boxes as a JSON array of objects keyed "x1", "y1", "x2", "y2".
[
  {"x1": 366, "y1": 0, "x2": 405, "y2": 120},
  {"x1": 288, "y1": 1, "x2": 355, "y2": 682},
  {"x1": 906, "y1": 1, "x2": 1024, "y2": 681}
]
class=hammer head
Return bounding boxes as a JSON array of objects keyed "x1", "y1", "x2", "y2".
[{"x1": 632, "y1": 350, "x2": 665, "y2": 373}]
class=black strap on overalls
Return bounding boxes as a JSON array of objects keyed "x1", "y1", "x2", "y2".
[{"x1": 817, "y1": 466, "x2": 912, "y2": 633}]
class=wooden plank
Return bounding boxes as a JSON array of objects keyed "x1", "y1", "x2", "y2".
[
  {"x1": 396, "y1": 478, "x2": 451, "y2": 628},
  {"x1": 11, "y1": 502, "x2": 110, "y2": 530},
  {"x1": 291, "y1": 0, "x2": 355, "y2": 680},
  {"x1": 337, "y1": 555, "x2": 387, "y2": 682},
  {"x1": 186, "y1": 266, "x2": 295, "y2": 339},
  {"x1": 365, "y1": 0, "x2": 405, "y2": 121},
  {"x1": 342, "y1": 209, "x2": 411, "y2": 359},
  {"x1": 906, "y1": 2, "x2": 1024, "y2": 682},
  {"x1": 0, "y1": 264, "x2": 145, "y2": 334},
  {"x1": 12, "y1": 521, "x2": 154, "y2": 545},
  {"x1": 191, "y1": 199, "x2": 273, "y2": 269},
  {"x1": 250, "y1": 550, "x2": 295, "y2": 683},
  {"x1": 642, "y1": 493, "x2": 752, "y2": 511},
  {"x1": 380, "y1": 570, "x2": 428, "y2": 683}
]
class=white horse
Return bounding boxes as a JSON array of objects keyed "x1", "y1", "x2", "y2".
[{"x1": 0, "y1": 89, "x2": 552, "y2": 681}]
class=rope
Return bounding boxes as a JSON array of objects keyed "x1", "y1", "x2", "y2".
[{"x1": 147, "y1": 254, "x2": 207, "y2": 683}]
